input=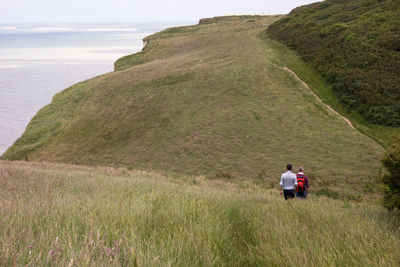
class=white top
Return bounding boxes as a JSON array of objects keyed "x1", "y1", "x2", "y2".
[{"x1": 280, "y1": 170, "x2": 298, "y2": 190}]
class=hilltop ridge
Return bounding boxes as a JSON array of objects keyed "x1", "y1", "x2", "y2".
[{"x1": 2, "y1": 16, "x2": 384, "y2": 196}]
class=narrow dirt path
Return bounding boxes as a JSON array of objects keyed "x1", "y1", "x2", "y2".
[{"x1": 283, "y1": 66, "x2": 356, "y2": 131}]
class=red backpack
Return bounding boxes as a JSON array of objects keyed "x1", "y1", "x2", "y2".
[{"x1": 297, "y1": 174, "x2": 306, "y2": 193}]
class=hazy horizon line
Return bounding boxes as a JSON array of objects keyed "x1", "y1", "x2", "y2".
[{"x1": 0, "y1": 13, "x2": 287, "y2": 25}]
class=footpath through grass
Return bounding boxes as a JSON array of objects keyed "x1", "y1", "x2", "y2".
[
  {"x1": 1, "y1": 160, "x2": 399, "y2": 266},
  {"x1": 262, "y1": 37, "x2": 399, "y2": 148}
]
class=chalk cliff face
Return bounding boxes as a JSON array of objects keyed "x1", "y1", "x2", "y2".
[{"x1": 2, "y1": 16, "x2": 383, "y2": 182}]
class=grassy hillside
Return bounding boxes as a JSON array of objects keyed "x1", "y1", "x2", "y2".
[
  {"x1": 1, "y1": 160, "x2": 399, "y2": 266},
  {"x1": 260, "y1": 38, "x2": 397, "y2": 148},
  {"x1": 2, "y1": 16, "x2": 384, "y2": 186},
  {"x1": 267, "y1": 0, "x2": 400, "y2": 127}
]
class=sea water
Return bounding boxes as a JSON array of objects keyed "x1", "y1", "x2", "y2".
[{"x1": 0, "y1": 23, "x2": 184, "y2": 154}]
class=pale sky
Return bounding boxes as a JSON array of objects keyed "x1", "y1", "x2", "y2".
[{"x1": 0, "y1": 0, "x2": 322, "y2": 23}]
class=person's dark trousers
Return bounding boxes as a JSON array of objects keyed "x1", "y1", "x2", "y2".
[
  {"x1": 296, "y1": 191, "x2": 307, "y2": 199},
  {"x1": 284, "y1": 189, "x2": 295, "y2": 200}
]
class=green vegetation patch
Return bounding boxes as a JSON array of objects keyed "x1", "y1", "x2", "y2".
[{"x1": 267, "y1": 0, "x2": 400, "y2": 126}]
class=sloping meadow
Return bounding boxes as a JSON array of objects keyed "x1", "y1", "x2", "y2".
[
  {"x1": 2, "y1": 16, "x2": 384, "y2": 196},
  {"x1": 0, "y1": 160, "x2": 399, "y2": 266}
]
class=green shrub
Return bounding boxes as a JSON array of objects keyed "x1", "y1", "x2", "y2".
[
  {"x1": 314, "y1": 187, "x2": 340, "y2": 199},
  {"x1": 382, "y1": 133, "x2": 400, "y2": 210}
]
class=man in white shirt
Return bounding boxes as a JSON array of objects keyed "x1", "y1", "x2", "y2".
[{"x1": 280, "y1": 164, "x2": 298, "y2": 200}]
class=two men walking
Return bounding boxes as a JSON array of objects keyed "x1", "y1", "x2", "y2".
[{"x1": 280, "y1": 164, "x2": 309, "y2": 200}]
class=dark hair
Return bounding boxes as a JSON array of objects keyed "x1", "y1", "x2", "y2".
[{"x1": 287, "y1": 164, "x2": 292, "y2": 170}]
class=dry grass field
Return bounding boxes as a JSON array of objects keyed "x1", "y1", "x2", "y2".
[{"x1": 1, "y1": 160, "x2": 399, "y2": 266}]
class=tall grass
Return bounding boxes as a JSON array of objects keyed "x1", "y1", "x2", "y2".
[{"x1": 1, "y1": 160, "x2": 399, "y2": 266}]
